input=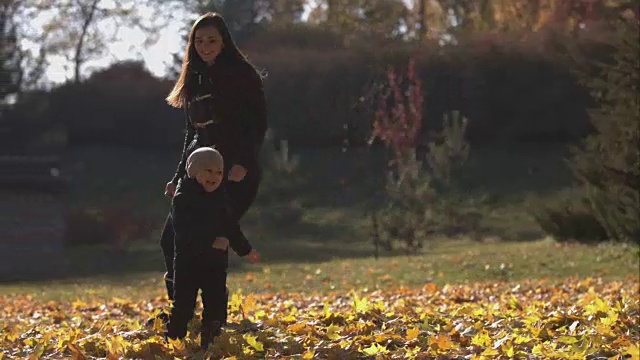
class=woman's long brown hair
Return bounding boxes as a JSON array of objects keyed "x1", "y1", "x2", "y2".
[{"x1": 165, "y1": 12, "x2": 250, "y2": 108}]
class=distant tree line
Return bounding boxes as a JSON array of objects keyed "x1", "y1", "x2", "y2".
[{"x1": 0, "y1": 0, "x2": 635, "y2": 151}]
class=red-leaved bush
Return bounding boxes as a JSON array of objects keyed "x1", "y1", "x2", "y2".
[
  {"x1": 369, "y1": 59, "x2": 423, "y2": 165},
  {"x1": 366, "y1": 58, "x2": 476, "y2": 254}
]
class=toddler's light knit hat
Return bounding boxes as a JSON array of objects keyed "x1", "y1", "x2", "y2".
[{"x1": 186, "y1": 147, "x2": 223, "y2": 178}]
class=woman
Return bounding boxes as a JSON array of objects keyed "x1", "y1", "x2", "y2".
[{"x1": 151, "y1": 12, "x2": 267, "y2": 326}]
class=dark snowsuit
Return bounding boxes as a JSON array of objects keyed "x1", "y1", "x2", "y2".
[{"x1": 165, "y1": 177, "x2": 253, "y2": 344}]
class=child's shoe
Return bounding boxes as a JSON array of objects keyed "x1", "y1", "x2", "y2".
[{"x1": 200, "y1": 321, "x2": 222, "y2": 350}]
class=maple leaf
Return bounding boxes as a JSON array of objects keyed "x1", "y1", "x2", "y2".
[
  {"x1": 325, "y1": 324, "x2": 342, "y2": 340},
  {"x1": 626, "y1": 343, "x2": 640, "y2": 360},
  {"x1": 361, "y1": 342, "x2": 389, "y2": 355},
  {"x1": 351, "y1": 291, "x2": 370, "y2": 313},
  {"x1": 405, "y1": 327, "x2": 420, "y2": 341},
  {"x1": 583, "y1": 297, "x2": 610, "y2": 317},
  {"x1": 472, "y1": 329, "x2": 491, "y2": 347},
  {"x1": 431, "y1": 334, "x2": 453, "y2": 352},
  {"x1": 243, "y1": 334, "x2": 264, "y2": 352}
]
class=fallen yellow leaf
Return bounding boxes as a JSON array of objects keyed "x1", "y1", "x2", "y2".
[{"x1": 406, "y1": 327, "x2": 420, "y2": 341}]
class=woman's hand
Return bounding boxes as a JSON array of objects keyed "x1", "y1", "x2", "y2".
[
  {"x1": 228, "y1": 165, "x2": 247, "y2": 182},
  {"x1": 165, "y1": 181, "x2": 177, "y2": 198}
]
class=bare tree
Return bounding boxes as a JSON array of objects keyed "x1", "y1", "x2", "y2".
[{"x1": 22, "y1": 0, "x2": 174, "y2": 84}]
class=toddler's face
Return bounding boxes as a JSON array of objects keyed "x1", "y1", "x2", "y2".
[{"x1": 195, "y1": 162, "x2": 223, "y2": 192}]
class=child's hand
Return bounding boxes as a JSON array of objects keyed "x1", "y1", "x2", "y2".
[
  {"x1": 212, "y1": 237, "x2": 229, "y2": 250},
  {"x1": 242, "y1": 250, "x2": 261, "y2": 264},
  {"x1": 165, "y1": 181, "x2": 176, "y2": 198}
]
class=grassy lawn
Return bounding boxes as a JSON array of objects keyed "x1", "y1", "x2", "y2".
[{"x1": 2, "y1": 238, "x2": 638, "y2": 302}]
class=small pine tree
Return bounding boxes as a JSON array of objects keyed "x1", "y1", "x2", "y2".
[{"x1": 569, "y1": 18, "x2": 640, "y2": 242}]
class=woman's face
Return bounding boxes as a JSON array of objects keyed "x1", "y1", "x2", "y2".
[{"x1": 194, "y1": 26, "x2": 224, "y2": 64}]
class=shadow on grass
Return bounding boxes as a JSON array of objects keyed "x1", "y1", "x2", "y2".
[
  {"x1": 249, "y1": 219, "x2": 379, "y2": 264},
  {"x1": 0, "y1": 203, "x2": 551, "y2": 284},
  {"x1": 0, "y1": 218, "x2": 378, "y2": 283},
  {"x1": 2, "y1": 196, "x2": 555, "y2": 284},
  {"x1": 2, "y1": 143, "x2": 574, "y2": 283}
]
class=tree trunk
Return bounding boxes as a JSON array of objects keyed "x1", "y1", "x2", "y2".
[
  {"x1": 326, "y1": 0, "x2": 337, "y2": 23},
  {"x1": 73, "y1": 0, "x2": 99, "y2": 84},
  {"x1": 417, "y1": 0, "x2": 427, "y2": 39}
]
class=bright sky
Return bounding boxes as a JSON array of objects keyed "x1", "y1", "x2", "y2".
[
  {"x1": 41, "y1": 0, "x2": 414, "y2": 84},
  {"x1": 44, "y1": 14, "x2": 187, "y2": 84}
]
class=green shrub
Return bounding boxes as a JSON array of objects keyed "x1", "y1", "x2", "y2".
[
  {"x1": 65, "y1": 206, "x2": 156, "y2": 251},
  {"x1": 530, "y1": 190, "x2": 608, "y2": 243},
  {"x1": 257, "y1": 131, "x2": 305, "y2": 225}
]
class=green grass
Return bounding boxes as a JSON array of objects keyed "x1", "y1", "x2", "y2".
[
  {"x1": 4, "y1": 143, "x2": 636, "y2": 302},
  {"x1": 2, "y1": 238, "x2": 637, "y2": 302}
]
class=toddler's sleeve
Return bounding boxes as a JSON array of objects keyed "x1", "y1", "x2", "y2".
[{"x1": 222, "y1": 195, "x2": 252, "y2": 257}]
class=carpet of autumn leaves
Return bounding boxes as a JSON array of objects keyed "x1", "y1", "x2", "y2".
[{"x1": 1, "y1": 277, "x2": 639, "y2": 359}]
